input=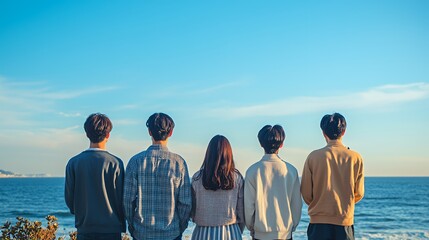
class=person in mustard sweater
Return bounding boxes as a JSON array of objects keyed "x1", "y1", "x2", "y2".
[
  {"x1": 301, "y1": 113, "x2": 364, "y2": 240},
  {"x1": 244, "y1": 125, "x2": 302, "y2": 240}
]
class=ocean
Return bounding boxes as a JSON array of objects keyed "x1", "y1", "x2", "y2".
[{"x1": 0, "y1": 177, "x2": 428, "y2": 240}]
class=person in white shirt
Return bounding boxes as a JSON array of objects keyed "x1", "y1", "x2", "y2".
[{"x1": 244, "y1": 124, "x2": 302, "y2": 240}]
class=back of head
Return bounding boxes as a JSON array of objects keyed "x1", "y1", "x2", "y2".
[
  {"x1": 258, "y1": 125, "x2": 285, "y2": 154},
  {"x1": 146, "y1": 113, "x2": 175, "y2": 141},
  {"x1": 84, "y1": 113, "x2": 112, "y2": 143},
  {"x1": 202, "y1": 135, "x2": 236, "y2": 191},
  {"x1": 320, "y1": 113, "x2": 347, "y2": 140}
]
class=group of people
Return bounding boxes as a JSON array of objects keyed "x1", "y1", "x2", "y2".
[{"x1": 65, "y1": 112, "x2": 364, "y2": 240}]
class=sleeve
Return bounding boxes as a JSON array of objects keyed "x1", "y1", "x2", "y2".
[
  {"x1": 64, "y1": 160, "x2": 75, "y2": 214},
  {"x1": 116, "y1": 160, "x2": 126, "y2": 232},
  {"x1": 300, "y1": 156, "x2": 313, "y2": 205},
  {"x1": 291, "y1": 172, "x2": 303, "y2": 232},
  {"x1": 244, "y1": 170, "x2": 256, "y2": 235},
  {"x1": 123, "y1": 158, "x2": 138, "y2": 233},
  {"x1": 354, "y1": 156, "x2": 365, "y2": 203},
  {"x1": 190, "y1": 181, "x2": 196, "y2": 221},
  {"x1": 177, "y1": 161, "x2": 192, "y2": 233},
  {"x1": 236, "y1": 174, "x2": 245, "y2": 233}
]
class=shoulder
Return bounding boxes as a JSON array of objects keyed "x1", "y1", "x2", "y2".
[
  {"x1": 127, "y1": 150, "x2": 148, "y2": 165},
  {"x1": 245, "y1": 161, "x2": 262, "y2": 179},
  {"x1": 346, "y1": 147, "x2": 364, "y2": 164},
  {"x1": 346, "y1": 147, "x2": 363, "y2": 157},
  {"x1": 305, "y1": 147, "x2": 328, "y2": 164},
  {"x1": 235, "y1": 169, "x2": 244, "y2": 179},
  {"x1": 172, "y1": 152, "x2": 186, "y2": 163},
  {"x1": 66, "y1": 151, "x2": 86, "y2": 166},
  {"x1": 167, "y1": 150, "x2": 186, "y2": 162},
  {"x1": 104, "y1": 151, "x2": 124, "y2": 163},
  {"x1": 192, "y1": 170, "x2": 203, "y2": 182},
  {"x1": 125, "y1": 151, "x2": 145, "y2": 170},
  {"x1": 307, "y1": 146, "x2": 326, "y2": 157},
  {"x1": 285, "y1": 161, "x2": 299, "y2": 175},
  {"x1": 167, "y1": 151, "x2": 189, "y2": 171},
  {"x1": 130, "y1": 150, "x2": 147, "y2": 160},
  {"x1": 234, "y1": 170, "x2": 244, "y2": 186},
  {"x1": 88, "y1": 151, "x2": 124, "y2": 170}
]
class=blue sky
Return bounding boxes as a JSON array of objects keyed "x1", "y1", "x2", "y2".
[{"x1": 1, "y1": 1, "x2": 428, "y2": 176}]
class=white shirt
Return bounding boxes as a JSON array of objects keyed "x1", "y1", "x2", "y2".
[{"x1": 244, "y1": 154, "x2": 302, "y2": 240}]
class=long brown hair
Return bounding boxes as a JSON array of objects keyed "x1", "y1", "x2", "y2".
[{"x1": 200, "y1": 135, "x2": 236, "y2": 191}]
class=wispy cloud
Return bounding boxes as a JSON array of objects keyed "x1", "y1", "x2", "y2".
[
  {"x1": 208, "y1": 82, "x2": 429, "y2": 118},
  {"x1": 115, "y1": 104, "x2": 140, "y2": 110},
  {"x1": 0, "y1": 78, "x2": 118, "y2": 103},
  {"x1": 0, "y1": 77, "x2": 119, "y2": 125},
  {"x1": 38, "y1": 86, "x2": 118, "y2": 100},
  {"x1": 0, "y1": 126, "x2": 86, "y2": 176},
  {"x1": 59, "y1": 112, "x2": 82, "y2": 118}
]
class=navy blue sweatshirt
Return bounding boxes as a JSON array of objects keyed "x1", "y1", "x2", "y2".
[{"x1": 65, "y1": 149, "x2": 125, "y2": 234}]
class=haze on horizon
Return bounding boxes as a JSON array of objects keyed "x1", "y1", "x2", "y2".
[{"x1": 1, "y1": 1, "x2": 428, "y2": 177}]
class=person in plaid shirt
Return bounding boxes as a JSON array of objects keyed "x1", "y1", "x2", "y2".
[{"x1": 123, "y1": 112, "x2": 192, "y2": 240}]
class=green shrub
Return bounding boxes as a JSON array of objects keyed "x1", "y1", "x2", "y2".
[
  {"x1": 1, "y1": 215, "x2": 61, "y2": 240},
  {"x1": 1, "y1": 216, "x2": 130, "y2": 240}
]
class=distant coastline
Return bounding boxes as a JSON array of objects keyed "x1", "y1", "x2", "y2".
[
  {"x1": 0, "y1": 168, "x2": 427, "y2": 178},
  {"x1": 0, "y1": 169, "x2": 51, "y2": 178}
]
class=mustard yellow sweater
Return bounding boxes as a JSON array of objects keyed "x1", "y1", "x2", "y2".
[{"x1": 300, "y1": 140, "x2": 364, "y2": 226}]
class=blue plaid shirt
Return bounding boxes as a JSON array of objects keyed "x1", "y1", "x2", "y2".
[{"x1": 123, "y1": 144, "x2": 192, "y2": 240}]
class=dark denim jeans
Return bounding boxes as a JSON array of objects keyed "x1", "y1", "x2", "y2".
[
  {"x1": 254, "y1": 238, "x2": 292, "y2": 240},
  {"x1": 77, "y1": 232, "x2": 121, "y2": 240},
  {"x1": 307, "y1": 223, "x2": 354, "y2": 240}
]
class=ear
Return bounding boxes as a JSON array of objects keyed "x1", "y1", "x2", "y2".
[
  {"x1": 168, "y1": 129, "x2": 173, "y2": 137},
  {"x1": 148, "y1": 129, "x2": 152, "y2": 136},
  {"x1": 105, "y1": 132, "x2": 110, "y2": 140},
  {"x1": 279, "y1": 143, "x2": 284, "y2": 149}
]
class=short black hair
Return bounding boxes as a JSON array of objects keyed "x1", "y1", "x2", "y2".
[
  {"x1": 84, "y1": 113, "x2": 112, "y2": 143},
  {"x1": 258, "y1": 125, "x2": 285, "y2": 154},
  {"x1": 320, "y1": 113, "x2": 347, "y2": 140},
  {"x1": 146, "y1": 113, "x2": 175, "y2": 141}
]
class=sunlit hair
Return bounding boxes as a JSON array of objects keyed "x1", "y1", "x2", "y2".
[
  {"x1": 258, "y1": 125, "x2": 285, "y2": 154},
  {"x1": 84, "y1": 113, "x2": 112, "y2": 143},
  {"x1": 199, "y1": 135, "x2": 237, "y2": 191},
  {"x1": 320, "y1": 112, "x2": 347, "y2": 140},
  {"x1": 146, "y1": 113, "x2": 175, "y2": 141}
]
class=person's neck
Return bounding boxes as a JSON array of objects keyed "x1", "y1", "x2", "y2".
[
  {"x1": 89, "y1": 141, "x2": 107, "y2": 150},
  {"x1": 326, "y1": 137, "x2": 343, "y2": 144},
  {"x1": 265, "y1": 150, "x2": 280, "y2": 155},
  {"x1": 152, "y1": 139, "x2": 168, "y2": 146}
]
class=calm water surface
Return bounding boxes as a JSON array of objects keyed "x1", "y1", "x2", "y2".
[{"x1": 0, "y1": 177, "x2": 428, "y2": 239}]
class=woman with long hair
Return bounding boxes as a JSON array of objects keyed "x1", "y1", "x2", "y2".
[{"x1": 191, "y1": 135, "x2": 245, "y2": 240}]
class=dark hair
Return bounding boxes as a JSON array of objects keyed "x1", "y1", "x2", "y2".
[
  {"x1": 146, "y1": 113, "x2": 175, "y2": 141},
  {"x1": 320, "y1": 113, "x2": 347, "y2": 140},
  {"x1": 84, "y1": 113, "x2": 112, "y2": 143},
  {"x1": 200, "y1": 135, "x2": 237, "y2": 191},
  {"x1": 258, "y1": 125, "x2": 285, "y2": 154}
]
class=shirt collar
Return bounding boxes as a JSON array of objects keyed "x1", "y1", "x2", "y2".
[
  {"x1": 147, "y1": 144, "x2": 169, "y2": 151},
  {"x1": 326, "y1": 139, "x2": 344, "y2": 147},
  {"x1": 261, "y1": 154, "x2": 283, "y2": 162},
  {"x1": 85, "y1": 148, "x2": 107, "y2": 152}
]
